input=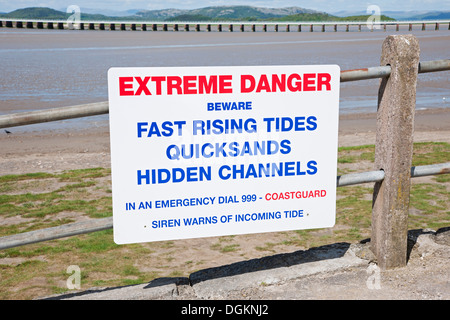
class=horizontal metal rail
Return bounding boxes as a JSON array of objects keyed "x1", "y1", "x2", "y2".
[
  {"x1": 0, "y1": 217, "x2": 113, "y2": 250},
  {"x1": 340, "y1": 59, "x2": 450, "y2": 82},
  {"x1": 0, "y1": 59, "x2": 449, "y2": 129},
  {"x1": 0, "y1": 162, "x2": 448, "y2": 250},
  {"x1": 336, "y1": 170, "x2": 384, "y2": 187},
  {"x1": 0, "y1": 101, "x2": 108, "y2": 129}
]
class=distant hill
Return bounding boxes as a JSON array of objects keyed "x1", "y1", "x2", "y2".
[
  {"x1": 266, "y1": 13, "x2": 395, "y2": 22},
  {"x1": 0, "y1": 7, "x2": 68, "y2": 19},
  {"x1": 0, "y1": 7, "x2": 113, "y2": 20},
  {"x1": 0, "y1": 5, "x2": 399, "y2": 22},
  {"x1": 332, "y1": 10, "x2": 450, "y2": 20},
  {"x1": 136, "y1": 6, "x2": 324, "y2": 21},
  {"x1": 408, "y1": 11, "x2": 450, "y2": 20}
]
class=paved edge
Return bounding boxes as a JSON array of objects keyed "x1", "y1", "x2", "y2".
[
  {"x1": 41, "y1": 227, "x2": 449, "y2": 300},
  {"x1": 40, "y1": 242, "x2": 372, "y2": 300}
]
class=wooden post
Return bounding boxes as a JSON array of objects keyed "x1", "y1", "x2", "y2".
[{"x1": 371, "y1": 35, "x2": 420, "y2": 270}]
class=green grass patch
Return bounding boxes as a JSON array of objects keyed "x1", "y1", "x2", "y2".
[{"x1": 0, "y1": 142, "x2": 448, "y2": 299}]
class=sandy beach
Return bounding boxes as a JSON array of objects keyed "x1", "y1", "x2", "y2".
[
  {"x1": 1, "y1": 29, "x2": 449, "y2": 177},
  {"x1": 0, "y1": 29, "x2": 449, "y2": 300},
  {"x1": 0, "y1": 107, "x2": 449, "y2": 176}
]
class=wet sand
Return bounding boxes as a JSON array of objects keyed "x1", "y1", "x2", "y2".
[
  {"x1": 1, "y1": 107, "x2": 449, "y2": 176},
  {"x1": 1, "y1": 28, "x2": 449, "y2": 115},
  {"x1": 0, "y1": 28, "x2": 449, "y2": 175}
]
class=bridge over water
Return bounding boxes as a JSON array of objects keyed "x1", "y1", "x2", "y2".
[{"x1": 1, "y1": 19, "x2": 450, "y2": 32}]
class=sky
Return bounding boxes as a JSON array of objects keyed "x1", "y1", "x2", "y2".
[{"x1": 0, "y1": 0, "x2": 449, "y2": 13}]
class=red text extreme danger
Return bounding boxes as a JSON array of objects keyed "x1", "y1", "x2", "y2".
[{"x1": 118, "y1": 73, "x2": 332, "y2": 96}]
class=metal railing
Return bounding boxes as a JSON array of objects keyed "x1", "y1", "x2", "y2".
[
  {"x1": 1, "y1": 59, "x2": 448, "y2": 130},
  {"x1": 1, "y1": 18, "x2": 450, "y2": 32},
  {"x1": 0, "y1": 37, "x2": 449, "y2": 269}
]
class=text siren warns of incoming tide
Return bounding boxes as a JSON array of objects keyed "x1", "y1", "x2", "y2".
[{"x1": 108, "y1": 65, "x2": 340, "y2": 244}]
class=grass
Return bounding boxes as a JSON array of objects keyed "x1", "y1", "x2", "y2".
[{"x1": 0, "y1": 142, "x2": 448, "y2": 299}]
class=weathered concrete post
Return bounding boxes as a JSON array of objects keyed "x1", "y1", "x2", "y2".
[{"x1": 371, "y1": 35, "x2": 420, "y2": 270}]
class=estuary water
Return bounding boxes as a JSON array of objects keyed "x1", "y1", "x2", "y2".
[{"x1": 0, "y1": 27, "x2": 449, "y2": 132}]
